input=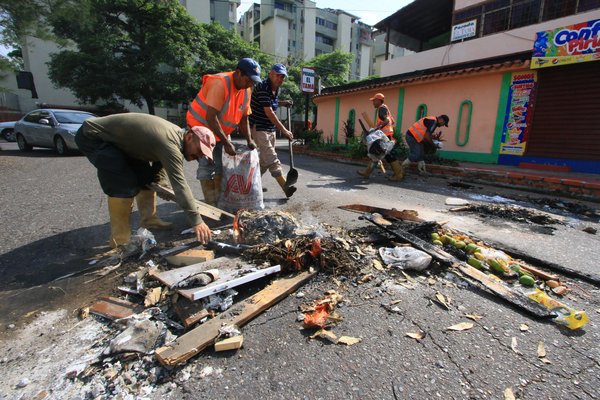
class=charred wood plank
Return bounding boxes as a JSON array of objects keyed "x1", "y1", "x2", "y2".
[{"x1": 339, "y1": 204, "x2": 423, "y2": 222}]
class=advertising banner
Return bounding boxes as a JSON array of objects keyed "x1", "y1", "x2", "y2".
[
  {"x1": 531, "y1": 19, "x2": 600, "y2": 69},
  {"x1": 499, "y1": 71, "x2": 537, "y2": 156}
]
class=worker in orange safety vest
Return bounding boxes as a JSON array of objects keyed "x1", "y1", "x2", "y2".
[
  {"x1": 187, "y1": 58, "x2": 259, "y2": 206},
  {"x1": 402, "y1": 114, "x2": 449, "y2": 176},
  {"x1": 357, "y1": 92, "x2": 404, "y2": 180},
  {"x1": 369, "y1": 93, "x2": 395, "y2": 138}
]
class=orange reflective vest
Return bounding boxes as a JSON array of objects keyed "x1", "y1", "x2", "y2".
[
  {"x1": 408, "y1": 116, "x2": 436, "y2": 143},
  {"x1": 376, "y1": 104, "x2": 395, "y2": 138},
  {"x1": 186, "y1": 71, "x2": 250, "y2": 141}
]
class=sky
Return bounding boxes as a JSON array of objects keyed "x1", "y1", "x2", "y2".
[{"x1": 238, "y1": 0, "x2": 412, "y2": 27}]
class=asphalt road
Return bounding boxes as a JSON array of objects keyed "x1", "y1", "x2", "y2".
[{"x1": 0, "y1": 139, "x2": 599, "y2": 399}]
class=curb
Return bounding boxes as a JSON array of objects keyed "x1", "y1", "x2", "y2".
[{"x1": 291, "y1": 146, "x2": 600, "y2": 202}]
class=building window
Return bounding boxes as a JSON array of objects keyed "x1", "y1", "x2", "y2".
[
  {"x1": 316, "y1": 34, "x2": 334, "y2": 46},
  {"x1": 453, "y1": 0, "x2": 594, "y2": 38},
  {"x1": 316, "y1": 17, "x2": 337, "y2": 30},
  {"x1": 483, "y1": 8, "x2": 509, "y2": 35},
  {"x1": 510, "y1": 0, "x2": 541, "y2": 29},
  {"x1": 579, "y1": 0, "x2": 600, "y2": 11},
  {"x1": 542, "y1": 0, "x2": 577, "y2": 21}
]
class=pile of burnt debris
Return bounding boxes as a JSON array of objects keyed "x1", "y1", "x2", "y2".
[{"x1": 60, "y1": 205, "x2": 593, "y2": 398}]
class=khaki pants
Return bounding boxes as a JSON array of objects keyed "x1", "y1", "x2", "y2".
[{"x1": 251, "y1": 127, "x2": 283, "y2": 178}]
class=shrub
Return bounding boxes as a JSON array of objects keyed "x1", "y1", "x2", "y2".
[{"x1": 301, "y1": 129, "x2": 323, "y2": 146}]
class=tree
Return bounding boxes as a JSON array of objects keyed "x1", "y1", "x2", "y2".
[
  {"x1": 282, "y1": 50, "x2": 354, "y2": 127},
  {"x1": 0, "y1": 0, "x2": 61, "y2": 47},
  {"x1": 0, "y1": 0, "x2": 64, "y2": 89},
  {"x1": 47, "y1": 0, "x2": 207, "y2": 114},
  {"x1": 196, "y1": 23, "x2": 272, "y2": 77}
]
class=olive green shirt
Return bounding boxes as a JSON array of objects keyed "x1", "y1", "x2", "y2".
[{"x1": 82, "y1": 113, "x2": 203, "y2": 226}]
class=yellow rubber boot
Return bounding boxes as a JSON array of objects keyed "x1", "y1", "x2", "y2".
[
  {"x1": 357, "y1": 162, "x2": 375, "y2": 178},
  {"x1": 388, "y1": 160, "x2": 405, "y2": 181},
  {"x1": 276, "y1": 175, "x2": 296, "y2": 198},
  {"x1": 107, "y1": 196, "x2": 134, "y2": 248},
  {"x1": 200, "y1": 179, "x2": 217, "y2": 206},
  {"x1": 136, "y1": 190, "x2": 173, "y2": 230}
]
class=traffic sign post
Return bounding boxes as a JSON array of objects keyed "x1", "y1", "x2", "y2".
[
  {"x1": 301, "y1": 67, "x2": 315, "y2": 130},
  {"x1": 301, "y1": 67, "x2": 315, "y2": 93}
]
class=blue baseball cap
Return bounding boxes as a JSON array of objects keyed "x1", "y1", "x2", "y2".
[
  {"x1": 271, "y1": 63, "x2": 288, "y2": 77},
  {"x1": 236, "y1": 58, "x2": 261, "y2": 82}
]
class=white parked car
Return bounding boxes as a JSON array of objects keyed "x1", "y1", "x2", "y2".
[
  {"x1": 14, "y1": 108, "x2": 97, "y2": 155},
  {"x1": 0, "y1": 120, "x2": 17, "y2": 142}
]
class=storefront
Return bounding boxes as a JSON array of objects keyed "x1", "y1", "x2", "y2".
[{"x1": 498, "y1": 19, "x2": 600, "y2": 173}]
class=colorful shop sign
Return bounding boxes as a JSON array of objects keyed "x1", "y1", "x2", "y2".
[
  {"x1": 499, "y1": 72, "x2": 537, "y2": 156},
  {"x1": 531, "y1": 19, "x2": 600, "y2": 69}
]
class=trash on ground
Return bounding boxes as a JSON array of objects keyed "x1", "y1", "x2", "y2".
[
  {"x1": 446, "y1": 322, "x2": 474, "y2": 331},
  {"x1": 379, "y1": 246, "x2": 432, "y2": 271},
  {"x1": 406, "y1": 331, "x2": 426, "y2": 341},
  {"x1": 302, "y1": 291, "x2": 343, "y2": 329},
  {"x1": 445, "y1": 197, "x2": 470, "y2": 206}
]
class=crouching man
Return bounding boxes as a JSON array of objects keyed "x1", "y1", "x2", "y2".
[{"x1": 76, "y1": 113, "x2": 216, "y2": 248}]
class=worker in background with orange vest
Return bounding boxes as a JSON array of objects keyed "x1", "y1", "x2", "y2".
[
  {"x1": 369, "y1": 93, "x2": 394, "y2": 138},
  {"x1": 402, "y1": 114, "x2": 449, "y2": 176},
  {"x1": 187, "y1": 58, "x2": 259, "y2": 205},
  {"x1": 357, "y1": 92, "x2": 404, "y2": 180}
]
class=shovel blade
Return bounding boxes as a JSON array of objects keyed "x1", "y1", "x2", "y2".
[{"x1": 286, "y1": 168, "x2": 298, "y2": 187}]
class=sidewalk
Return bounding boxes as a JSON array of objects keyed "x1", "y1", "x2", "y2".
[{"x1": 277, "y1": 140, "x2": 600, "y2": 202}]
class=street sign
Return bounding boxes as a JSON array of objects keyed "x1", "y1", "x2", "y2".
[{"x1": 301, "y1": 67, "x2": 315, "y2": 93}]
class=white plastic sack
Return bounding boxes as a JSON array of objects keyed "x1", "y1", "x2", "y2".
[
  {"x1": 218, "y1": 145, "x2": 264, "y2": 213},
  {"x1": 365, "y1": 129, "x2": 395, "y2": 161},
  {"x1": 379, "y1": 246, "x2": 433, "y2": 271}
]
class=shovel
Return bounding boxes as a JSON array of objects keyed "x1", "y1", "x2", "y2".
[{"x1": 285, "y1": 105, "x2": 298, "y2": 188}]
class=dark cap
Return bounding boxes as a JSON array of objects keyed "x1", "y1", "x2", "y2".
[
  {"x1": 236, "y1": 58, "x2": 261, "y2": 83},
  {"x1": 439, "y1": 115, "x2": 449, "y2": 127},
  {"x1": 271, "y1": 63, "x2": 288, "y2": 77}
]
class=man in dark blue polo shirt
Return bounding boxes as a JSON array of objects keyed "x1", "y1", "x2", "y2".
[{"x1": 249, "y1": 63, "x2": 297, "y2": 198}]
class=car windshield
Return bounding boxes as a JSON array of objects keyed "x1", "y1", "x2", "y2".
[{"x1": 53, "y1": 111, "x2": 96, "y2": 124}]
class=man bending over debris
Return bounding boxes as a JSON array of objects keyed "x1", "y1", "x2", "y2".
[
  {"x1": 76, "y1": 113, "x2": 216, "y2": 248},
  {"x1": 402, "y1": 114, "x2": 449, "y2": 175}
]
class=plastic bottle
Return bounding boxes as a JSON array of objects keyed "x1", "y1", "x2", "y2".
[{"x1": 526, "y1": 289, "x2": 589, "y2": 330}]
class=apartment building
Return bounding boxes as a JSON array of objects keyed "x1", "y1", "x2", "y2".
[
  {"x1": 372, "y1": 31, "x2": 411, "y2": 76},
  {"x1": 182, "y1": 0, "x2": 240, "y2": 29},
  {"x1": 2, "y1": 0, "x2": 241, "y2": 116},
  {"x1": 313, "y1": 0, "x2": 600, "y2": 173},
  {"x1": 238, "y1": 1, "x2": 375, "y2": 81}
]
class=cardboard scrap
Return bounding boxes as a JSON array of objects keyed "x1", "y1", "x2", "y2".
[{"x1": 144, "y1": 287, "x2": 162, "y2": 307}]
